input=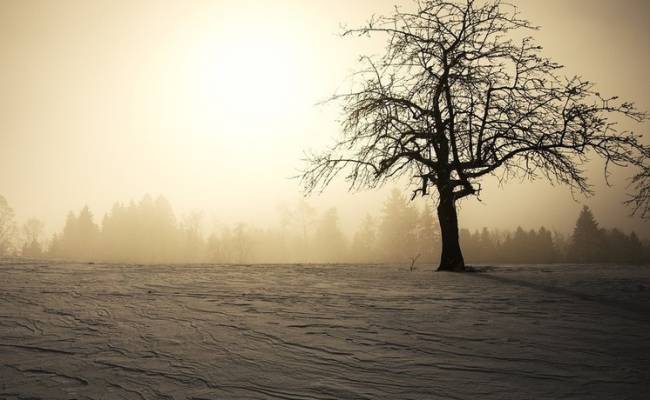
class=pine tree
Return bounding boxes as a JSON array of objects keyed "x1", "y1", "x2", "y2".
[
  {"x1": 416, "y1": 203, "x2": 440, "y2": 263},
  {"x1": 568, "y1": 206, "x2": 605, "y2": 263},
  {"x1": 537, "y1": 227, "x2": 557, "y2": 264},
  {"x1": 314, "y1": 208, "x2": 347, "y2": 262},
  {"x1": 351, "y1": 214, "x2": 377, "y2": 263},
  {"x1": 379, "y1": 189, "x2": 418, "y2": 261}
]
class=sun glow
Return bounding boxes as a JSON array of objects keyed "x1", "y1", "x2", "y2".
[
  {"x1": 204, "y1": 37, "x2": 304, "y2": 117},
  {"x1": 185, "y1": 11, "x2": 309, "y2": 134},
  {"x1": 134, "y1": 4, "x2": 323, "y2": 215}
]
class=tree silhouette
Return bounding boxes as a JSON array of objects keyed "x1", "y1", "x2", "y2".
[
  {"x1": 535, "y1": 227, "x2": 558, "y2": 264},
  {"x1": 314, "y1": 208, "x2": 347, "y2": 262},
  {"x1": 21, "y1": 218, "x2": 45, "y2": 258},
  {"x1": 351, "y1": 214, "x2": 378, "y2": 263},
  {"x1": 0, "y1": 195, "x2": 16, "y2": 256},
  {"x1": 626, "y1": 168, "x2": 650, "y2": 218},
  {"x1": 181, "y1": 211, "x2": 205, "y2": 263},
  {"x1": 51, "y1": 206, "x2": 100, "y2": 261},
  {"x1": 416, "y1": 202, "x2": 440, "y2": 263},
  {"x1": 278, "y1": 200, "x2": 316, "y2": 262},
  {"x1": 604, "y1": 228, "x2": 643, "y2": 264},
  {"x1": 568, "y1": 206, "x2": 604, "y2": 263},
  {"x1": 378, "y1": 189, "x2": 419, "y2": 261},
  {"x1": 301, "y1": 0, "x2": 648, "y2": 271}
]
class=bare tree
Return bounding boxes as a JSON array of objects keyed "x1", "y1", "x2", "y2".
[
  {"x1": 21, "y1": 218, "x2": 45, "y2": 258},
  {"x1": 626, "y1": 169, "x2": 650, "y2": 218},
  {"x1": 22, "y1": 218, "x2": 44, "y2": 244},
  {"x1": 301, "y1": 0, "x2": 648, "y2": 271}
]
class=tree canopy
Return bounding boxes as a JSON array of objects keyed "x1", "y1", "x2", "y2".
[{"x1": 303, "y1": 0, "x2": 648, "y2": 198}]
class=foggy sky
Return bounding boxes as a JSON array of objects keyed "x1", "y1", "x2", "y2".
[{"x1": 1, "y1": 0, "x2": 649, "y2": 237}]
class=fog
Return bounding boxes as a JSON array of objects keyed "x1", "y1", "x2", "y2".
[
  {"x1": 1, "y1": 0, "x2": 649, "y2": 240},
  {"x1": 2, "y1": 3, "x2": 650, "y2": 396}
]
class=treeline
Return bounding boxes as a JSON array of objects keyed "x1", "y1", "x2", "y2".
[
  {"x1": 44, "y1": 191, "x2": 440, "y2": 264},
  {"x1": 1, "y1": 192, "x2": 649, "y2": 264},
  {"x1": 1, "y1": 190, "x2": 439, "y2": 263},
  {"x1": 459, "y1": 206, "x2": 648, "y2": 264}
]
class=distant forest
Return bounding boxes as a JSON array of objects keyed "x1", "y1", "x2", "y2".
[{"x1": 1, "y1": 191, "x2": 648, "y2": 265}]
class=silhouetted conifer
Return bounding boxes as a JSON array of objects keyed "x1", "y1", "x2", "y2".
[{"x1": 568, "y1": 206, "x2": 605, "y2": 263}]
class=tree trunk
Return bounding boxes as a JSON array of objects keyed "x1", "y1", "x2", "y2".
[{"x1": 436, "y1": 192, "x2": 465, "y2": 272}]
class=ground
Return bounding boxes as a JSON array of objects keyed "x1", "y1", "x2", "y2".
[{"x1": 0, "y1": 261, "x2": 649, "y2": 399}]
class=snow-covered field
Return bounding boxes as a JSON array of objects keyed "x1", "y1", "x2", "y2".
[{"x1": 1, "y1": 261, "x2": 648, "y2": 399}]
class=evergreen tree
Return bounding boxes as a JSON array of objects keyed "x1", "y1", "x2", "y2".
[
  {"x1": 78, "y1": 206, "x2": 100, "y2": 259},
  {"x1": 231, "y1": 223, "x2": 253, "y2": 263},
  {"x1": 21, "y1": 218, "x2": 45, "y2": 258},
  {"x1": 0, "y1": 195, "x2": 16, "y2": 256},
  {"x1": 314, "y1": 208, "x2": 347, "y2": 262},
  {"x1": 55, "y1": 207, "x2": 100, "y2": 261},
  {"x1": 59, "y1": 211, "x2": 79, "y2": 259},
  {"x1": 351, "y1": 214, "x2": 377, "y2": 263},
  {"x1": 568, "y1": 206, "x2": 605, "y2": 263},
  {"x1": 48, "y1": 234, "x2": 62, "y2": 258},
  {"x1": 477, "y1": 227, "x2": 496, "y2": 263},
  {"x1": 416, "y1": 203, "x2": 440, "y2": 263},
  {"x1": 627, "y1": 232, "x2": 644, "y2": 264},
  {"x1": 536, "y1": 227, "x2": 557, "y2": 264},
  {"x1": 379, "y1": 189, "x2": 418, "y2": 261},
  {"x1": 458, "y1": 228, "x2": 476, "y2": 262}
]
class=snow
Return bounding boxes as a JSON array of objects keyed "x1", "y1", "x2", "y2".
[{"x1": 1, "y1": 261, "x2": 649, "y2": 399}]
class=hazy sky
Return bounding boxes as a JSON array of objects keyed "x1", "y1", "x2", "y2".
[{"x1": 1, "y1": 0, "x2": 649, "y2": 237}]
